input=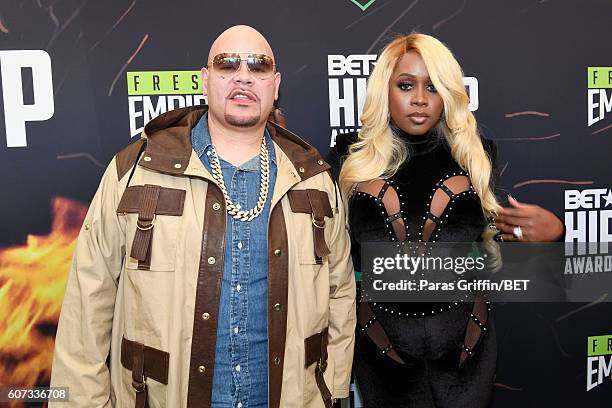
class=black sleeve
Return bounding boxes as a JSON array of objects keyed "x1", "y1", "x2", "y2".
[{"x1": 324, "y1": 132, "x2": 358, "y2": 182}]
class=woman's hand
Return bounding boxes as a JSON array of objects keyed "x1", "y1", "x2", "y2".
[{"x1": 494, "y1": 195, "x2": 565, "y2": 242}]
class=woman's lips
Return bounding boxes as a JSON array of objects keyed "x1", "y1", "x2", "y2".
[{"x1": 408, "y1": 115, "x2": 428, "y2": 125}]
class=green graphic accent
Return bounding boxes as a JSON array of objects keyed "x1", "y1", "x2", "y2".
[
  {"x1": 355, "y1": 270, "x2": 362, "y2": 282},
  {"x1": 587, "y1": 67, "x2": 612, "y2": 89},
  {"x1": 350, "y1": 0, "x2": 376, "y2": 11},
  {"x1": 127, "y1": 71, "x2": 202, "y2": 95},
  {"x1": 587, "y1": 335, "x2": 612, "y2": 356}
]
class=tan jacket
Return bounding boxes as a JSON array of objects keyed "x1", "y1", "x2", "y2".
[{"x1": 50, "y1": 106, "x2": 356, "y2": 408}]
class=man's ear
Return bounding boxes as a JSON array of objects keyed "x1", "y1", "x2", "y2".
[
  {"x1": 201, "y1": 67, "x2": 209, "y2": 96},
  {"x1": 274, "y1": 71, "x2": 281, "y2": 101}
]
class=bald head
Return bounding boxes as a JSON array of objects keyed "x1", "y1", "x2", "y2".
[
  {"x1": 208, "y1": 25, "x2": 274, "y2": 64},
  {"x1": 202, "y1": 25, "x2": 281, "y2": 133}
]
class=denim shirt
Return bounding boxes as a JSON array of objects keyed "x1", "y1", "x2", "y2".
[{"x1": 191, "y1": 113, "x2": 277, "y2": 408}]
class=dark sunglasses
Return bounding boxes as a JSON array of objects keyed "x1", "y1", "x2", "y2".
[{"x1": 208, "y1": 52, "x2": 276, "y2": 79}]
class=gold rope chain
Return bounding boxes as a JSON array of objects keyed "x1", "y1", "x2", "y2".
[{"x1": 209, "y1": 137, "x2": 270, "y2": 221}]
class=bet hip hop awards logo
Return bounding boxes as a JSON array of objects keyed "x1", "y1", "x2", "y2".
[
  {"x1": 327, "y1": 54, "x2": 479, "y2": 147},
  {"x1": 564, "y1": 188, "x2": 612, "y2": 274}
]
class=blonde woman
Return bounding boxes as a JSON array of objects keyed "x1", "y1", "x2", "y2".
[{"x1": 327, "y1": 33, "x2": 564, "y2": 407}]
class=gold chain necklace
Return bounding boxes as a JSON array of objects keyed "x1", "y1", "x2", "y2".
[{"x1": 209, "y1": 137, "x2": 270, "y2": 221}]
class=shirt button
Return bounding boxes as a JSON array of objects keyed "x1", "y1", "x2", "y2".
[
  {"x1": 273, "y1": 356, "x2": 281, "y2": 365},
  {"x1": 174, "y1": 163, "x2": 182, "y2": 169},
  {"x1": 207, "y1": 256, "x2": 216, "y2": 265},
  {"x1": 212, "y1": 202, "x2": 221, "y2": 211},
  {"x1": 234, "y1": 327, "x2": 239, "y2": 334},
  {"x1": 202, "y1": 312, "x2": 210, "y2": 320},
  {"x1": 198, "y1": 365, "x2": 206, "y2": 373},
  {"x1": 236, "y1": 284, "x2": 241, "y2": 292},
  {"x1": 299, "y1": 167, "x2": 305, "y2": 173},
  {"x1": 237, "y1": 403, "x2": 242, "y2": 408},
  {"x1": 317, "y1": 160, "x2": 324, "y2": 165},
  {"x1": 237, "y1": 241, "x2": 243, "y2": 249},
  {"x1": 274, "y1": 249, "x2": 282, "y2": 257},
  {"x1": 143, "y1": 156, "x2": 151, "y2": 162},
  {"x1": 235, "y1": 364, "x2": 241, "y2": 372},
  {"x1": 274, "y1": 303, "x2": 282, "y2": 312},
  {"x1": 206, "y1": 150, "x2": 211, "y2": 156}
]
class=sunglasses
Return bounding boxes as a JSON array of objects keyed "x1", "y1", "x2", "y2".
[{"x1": 208, "y1": 52, "x2": 276, "y2": 79}]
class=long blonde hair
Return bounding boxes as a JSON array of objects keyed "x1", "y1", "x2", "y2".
[{"x1": 339, "y1": 33, "x2": 501, "y2": 217}]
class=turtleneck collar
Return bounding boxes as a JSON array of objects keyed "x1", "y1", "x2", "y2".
[{"x1": 392, "y1": 126, "x2": 442, "y2": 156}]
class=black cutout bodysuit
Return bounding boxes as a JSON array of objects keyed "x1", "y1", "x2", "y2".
[{"x1": 327, "y1": 129, "x2": 497, "y2": 408}]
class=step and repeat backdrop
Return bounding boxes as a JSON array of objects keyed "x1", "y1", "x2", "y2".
[{"x1": 1, "y1": 0, "x2": 611, "y2": 406}]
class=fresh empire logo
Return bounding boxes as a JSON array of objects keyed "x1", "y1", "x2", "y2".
[
  {"x1": 588, "y1": 67, "x2": 612, "y2": 127},
  {"x1": 327, "y1": 54, "x2": 479, "y2": 147},
  {"x1": 587, "y1": 334, "x2": 612, "y2": 391},
  {"x1": 127, "y1": 71, "x2": 206, "y2": 137}
]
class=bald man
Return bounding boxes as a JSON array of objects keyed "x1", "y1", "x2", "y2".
[{"x1": 50, "y1": 25, "x2": 355, "y2": 408}]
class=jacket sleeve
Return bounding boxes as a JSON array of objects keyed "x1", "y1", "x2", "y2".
[
  {"x1": 50, "y1": 158, "x2": 125, "y2": 407},
  {"x1": 326, "y1": 177, "x2": 356, "y2": 399}
]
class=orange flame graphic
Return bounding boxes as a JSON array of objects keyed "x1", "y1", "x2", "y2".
[{"x1": 0, "y1": 197, "x2": 87, "y2": 407}]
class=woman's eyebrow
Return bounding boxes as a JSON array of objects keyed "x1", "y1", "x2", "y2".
[{"x1": 396, "y1": 72, "x2": 431, "y2": 81}]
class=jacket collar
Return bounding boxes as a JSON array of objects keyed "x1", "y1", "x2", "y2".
[{"x1": 139, "y1": 105, "x2": 330, "y2": 181}]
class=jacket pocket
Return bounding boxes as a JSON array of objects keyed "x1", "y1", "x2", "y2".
[
  {"x1": 287, "y1": 189, "x2": 333, "y2": 265},
  {"x1": 118, "y1": 184, "x2": 186, "y2": 271},
  {"x1": 120, "y1": 336, "x2": 169, "y2": 408}
]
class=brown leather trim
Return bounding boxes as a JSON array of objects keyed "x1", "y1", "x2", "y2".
[
  {"x1": 138, "y1": 150, "x2": 190, "y2": 176},
  {"x1": 287, "y1": 189, "x2": 333, "y2": 260},
  {"x1": 130, "y1": 340, "x2": 149, "y2": 408},
  {"x1": 287, "y1": 189, "x2": 333, "y2": 217},
  {"x1": 120, "y1": 336, "x2": 169, "y2": 384},
  {"x1": 140, "y1": 106, "x2": 205, "y2": 176},
  {"x1": 267, "y1": 202, "x2": 289, "y2": 408},
  {"x1": 304, "y1": 328, "x2": 327, "y2": 367},
  {"x1": 266, "y1": 121, "x2": 331, "y2": 181},
  {"x1": 116, "y1": 139, "x2": 147, "y2": 181},
  {"x1": 129, "y1": 185, "x2": 161, "y2": 263},
  {"x1": 117, "y1": 185, "x2": 186, "y2": 216},
  {"x1": 304, "y1": 327, "x2": 333, "y2": 408},
  {"x1": 117, "y1": 184, "x2": 185, "y2": 271},
  {"x1": 186, "y1": 185, "x2": 226, "y2": 408}
]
